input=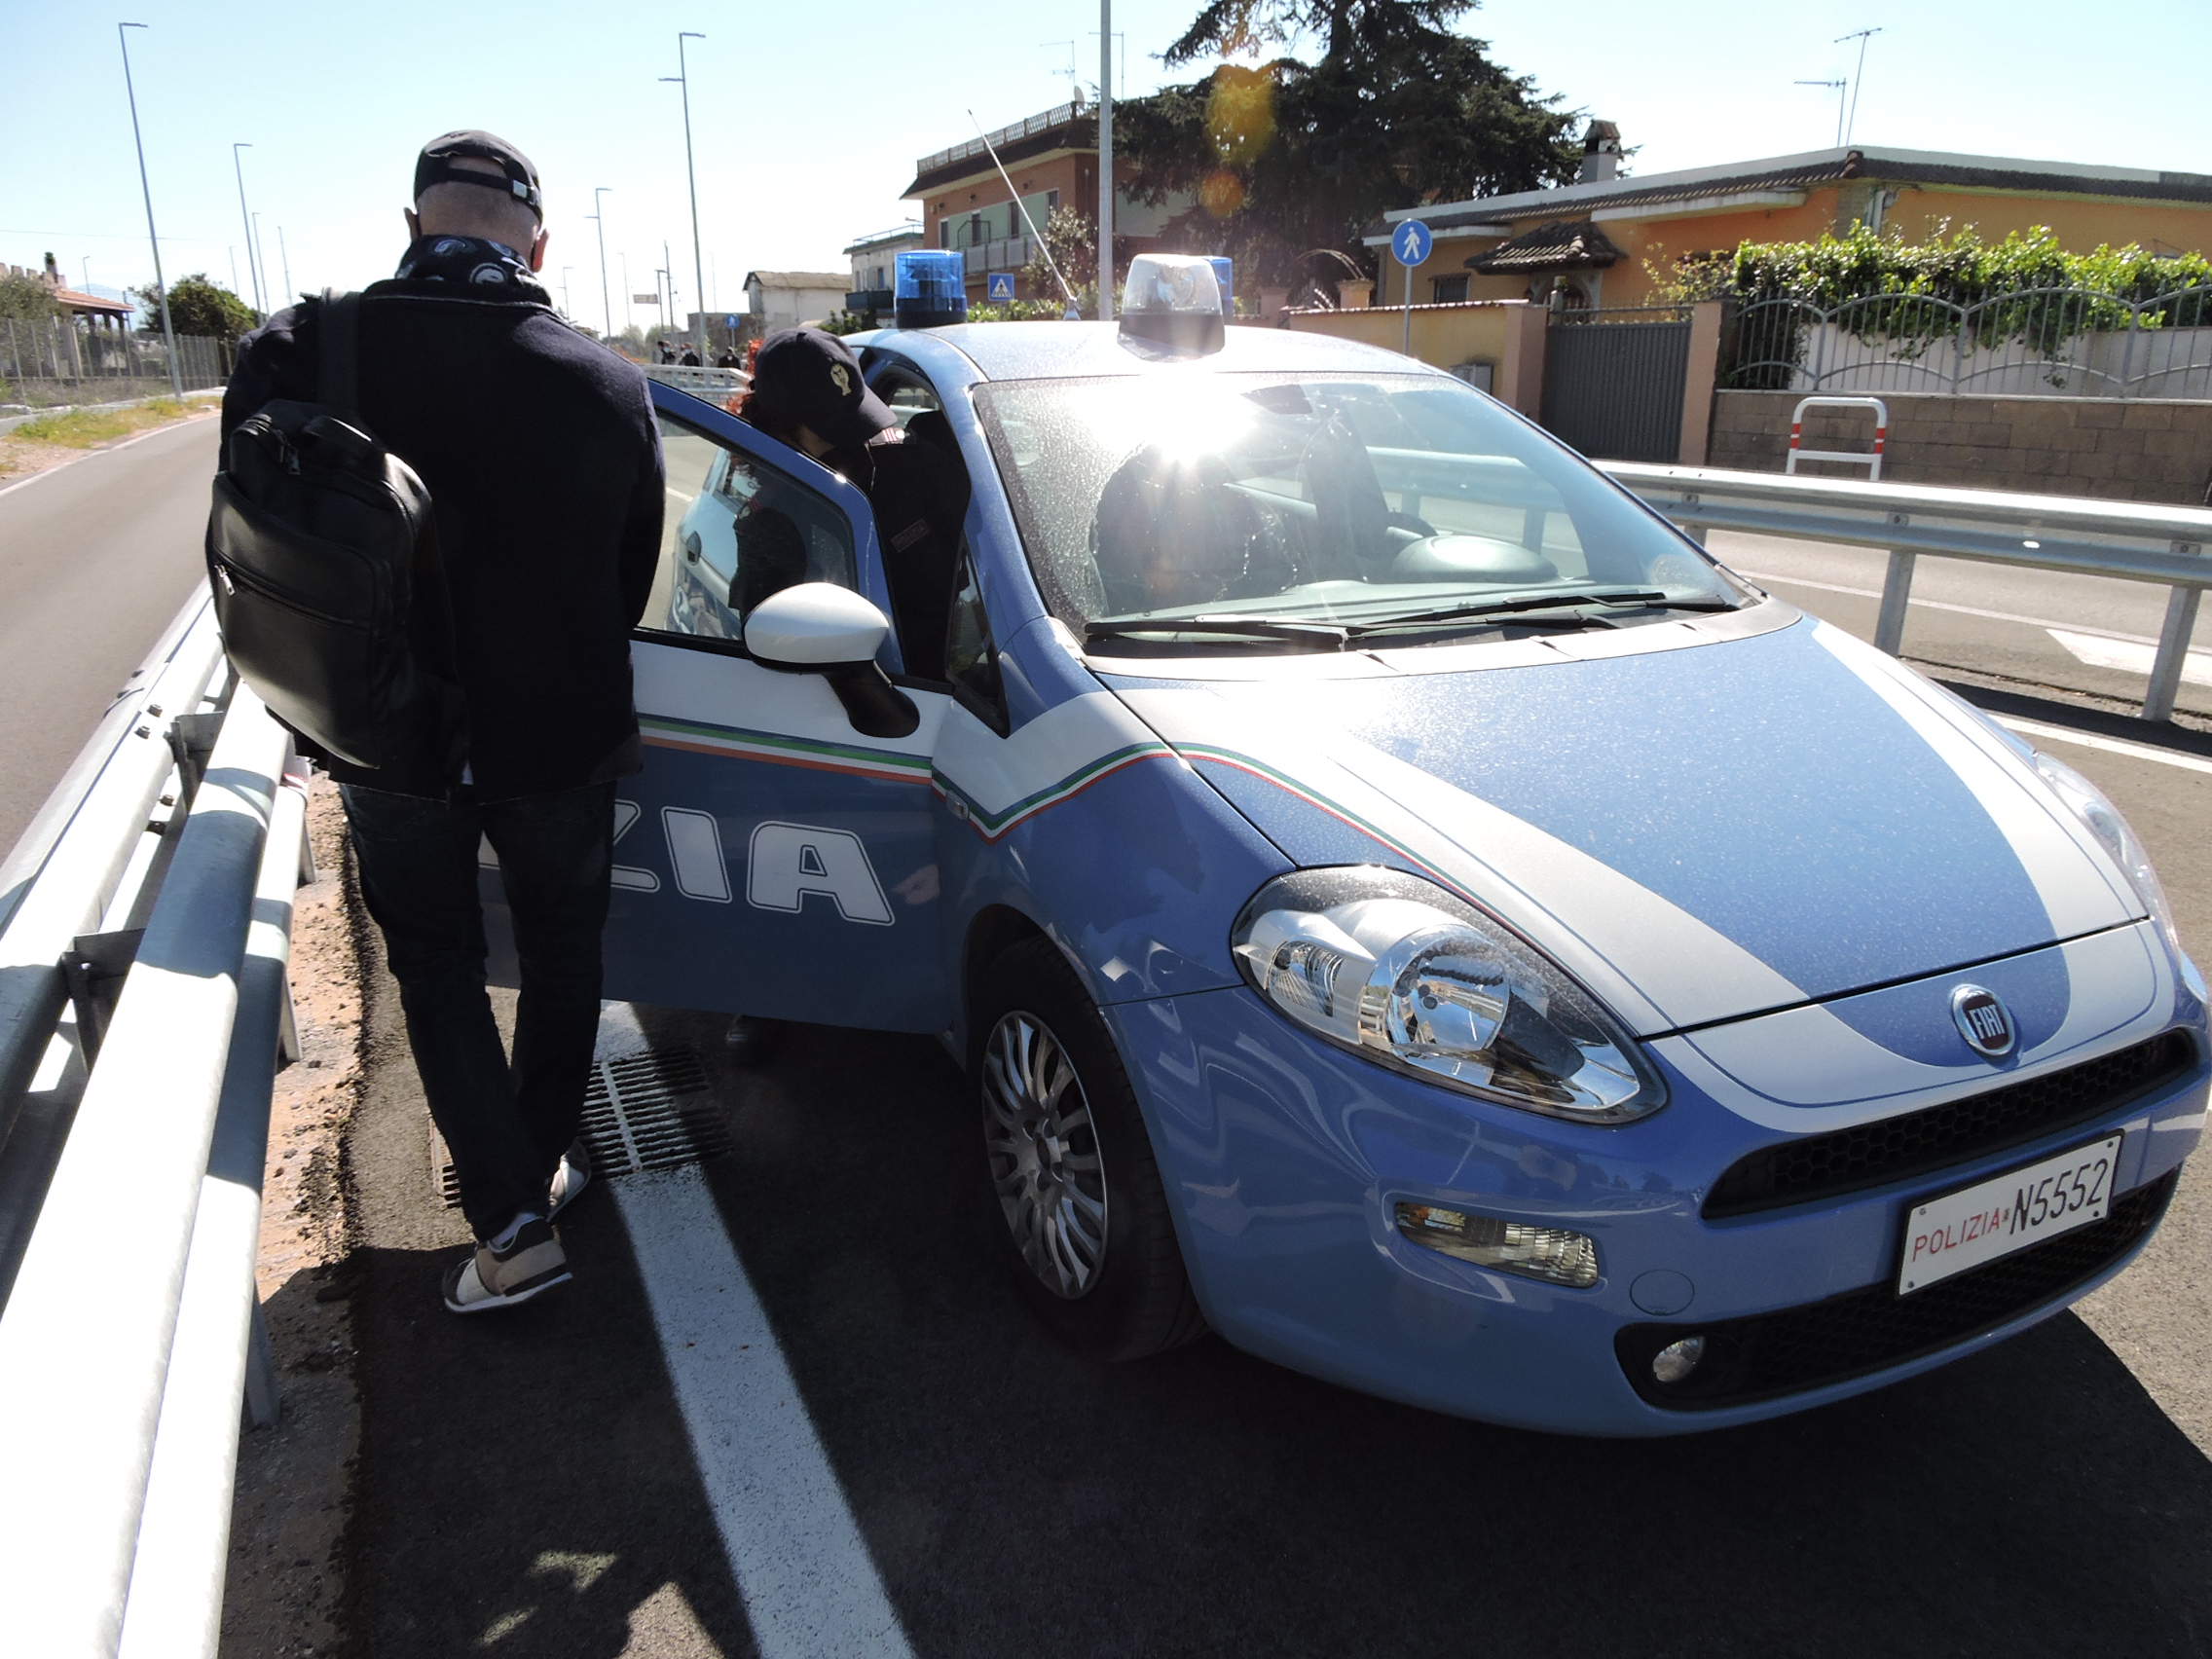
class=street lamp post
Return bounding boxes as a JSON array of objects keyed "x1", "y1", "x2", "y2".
[
  {"x1": 590, "y1": 186, "x2": 612, "y2": 341},
  {"x1": 1097, "y1": 0, "x2": 1113, "y2": 320},
  {"x1": 560, "y1": 266, "x2": 573, "y2": 317},
  {"x1": 118, "y1": 22, "x2": 182, "y2": 397},
  {"x1": 252, "y1": 211, "x2": 272, "y2": 313},
  {"x1": 661, "y1": 31, "x2": 709, "y2": 361},
  {"x1": 277, "y1": 226, "x2": 292, "y2": 308},
  {"x1": 232, "y1": 142, "x2": 265, "y2": 317}
]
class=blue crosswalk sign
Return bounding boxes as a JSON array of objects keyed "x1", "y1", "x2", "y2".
[
  {"x1": 1393, "y1": 220, "x2": 1433, "y2": 267},
  {"x1": 986, "y1": 273, "x2": 1015, "y2": 302}
]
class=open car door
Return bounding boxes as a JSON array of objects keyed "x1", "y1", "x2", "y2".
[{"x1": 483, "y1": 383, "x2": 952, "y2": 1031}]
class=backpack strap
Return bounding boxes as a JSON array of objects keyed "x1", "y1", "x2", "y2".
[{"x1": 318, "y1": 288, "x2": 360, "y2": 420}]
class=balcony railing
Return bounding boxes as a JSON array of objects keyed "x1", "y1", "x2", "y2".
[{"x1": 915, "y1": 102, "x2": 1085, "y2": 178}]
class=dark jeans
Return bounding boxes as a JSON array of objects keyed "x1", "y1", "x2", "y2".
[{"x1": 341, "y1": 780, "x2": 615, "y2": 1239}]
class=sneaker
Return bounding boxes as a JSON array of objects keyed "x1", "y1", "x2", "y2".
[
  {"x1": 547, "y1": 1139, "x2": 592, "y2": 1220},
  {"x1": 442, "y1": 1217, "x2": 571, "y2": 1313}
]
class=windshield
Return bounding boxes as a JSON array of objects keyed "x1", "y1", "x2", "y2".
[{"x1": 975, "y1": 372, "x2": 1745, "y2": 645}]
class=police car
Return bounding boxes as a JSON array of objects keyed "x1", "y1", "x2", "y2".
[{"x1": 560, "y1": 254, "x2": 2207, "y2": 1434}]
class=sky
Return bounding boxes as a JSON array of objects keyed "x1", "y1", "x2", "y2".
[{"x1": 5, "y1": 0, "x2": 2207, "y2": 328}]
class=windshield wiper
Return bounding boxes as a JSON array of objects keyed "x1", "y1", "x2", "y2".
[
  {"x1": 1084, "y1": 614, "x2": 1349, "y2": 649},
  {"x1": 1346, "y1": 590, "x2": 1732, "y2": 638}
]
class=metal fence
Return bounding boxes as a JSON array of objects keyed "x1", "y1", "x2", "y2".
[
  {"x1": 1726, "y1": 284, "x2": 2212, "y2": 400},
  {"x1": 1, "y1": 316, "x2": 235, "y2": 403}
]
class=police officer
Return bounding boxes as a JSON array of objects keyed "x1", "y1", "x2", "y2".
[{"x1": 720, "y1": 326, "x2": 970, "y2": 1062}]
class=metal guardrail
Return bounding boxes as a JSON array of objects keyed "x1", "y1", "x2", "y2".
[
  {"x1": 1605, "y1": 461, "x2": 2212, "y2": 720},
  {"x1": 644, "y1": 363, "x2": 747, "y2": 399},
  {"x1": 0, "y1": 586, "x2": 308, "y2": 1658}
]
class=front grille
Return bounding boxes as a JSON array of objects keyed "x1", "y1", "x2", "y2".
[
  {"x1": 1620, "y1": 1169, "x2": 2178, "y2": 1410},
  {"x1": 1704, "y1": 1030, "x2": 2195, "y2": 1219}
]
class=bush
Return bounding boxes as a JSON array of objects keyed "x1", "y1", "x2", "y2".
[
  {"x1": 0, "y1": 272, "x2": 56, "y2": 323},
  {"x1": 134, "y1": 275, "x2": 257, "y2": 341}
]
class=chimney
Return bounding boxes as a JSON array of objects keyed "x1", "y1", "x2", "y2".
[{"x1": 1578, "y1": 121, "x2": 1622, "y2": 185}]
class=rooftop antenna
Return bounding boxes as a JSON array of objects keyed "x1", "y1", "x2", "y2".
[
  {"x1": 1835, "y1": 28, "x2": 1883, "y2": 146},
  {"x1": 1040, "y1": 40, "x2": 1078, "y2": 94},
  {"x1": 968, "y1": 107, "x2": 1083, "y2": 318},
  {"x1": 1795, "y1": 79, "x2": 1847, "y2": 149}
]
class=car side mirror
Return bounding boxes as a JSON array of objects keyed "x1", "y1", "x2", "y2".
[{"x1": 743, "y1": 583, "x2": 920, "y2": 739}]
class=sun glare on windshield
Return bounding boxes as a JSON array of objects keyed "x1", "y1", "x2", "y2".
[{"x1": 977, "y1": 373, "x2": 1745, "y2": 646}]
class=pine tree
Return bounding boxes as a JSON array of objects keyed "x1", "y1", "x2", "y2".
[{"x1": 1122, "y1": 0, "x2": 1579, "y2": 292}]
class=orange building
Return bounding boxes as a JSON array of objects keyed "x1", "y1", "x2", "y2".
[
  {"x1": 1365, "y1": 128, "x2": 2212, "y2": 310},
  {"x1": 900, "y1": 101, "x2": 1186, "y2": 306}
]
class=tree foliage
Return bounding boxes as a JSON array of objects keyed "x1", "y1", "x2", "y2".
[
  {"x1": 1122, "y1": 0, "x2": 1579, "y2": 290},
  {"x1": 1020, "y1": 205, "x2": 1098, "y2": 311},
  {"x1": 134, "y1": 275, "x2": 258, "y2": 340},
  {"x1": 0, "y1": 271, "x2": 57, "y2": 323}
]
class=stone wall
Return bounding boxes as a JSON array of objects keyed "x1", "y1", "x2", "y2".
[{"x1": 1707, "y1": 390, "x2": 2212, "y2": 504}]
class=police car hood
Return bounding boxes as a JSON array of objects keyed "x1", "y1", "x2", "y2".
[{"x1": 1104, "y1": 615, "x2": 2145, "y2": 1039}]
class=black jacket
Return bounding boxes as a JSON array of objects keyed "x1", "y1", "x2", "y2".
[{"x1": 223, "y1": 283, "x2": 663, "y2": 800}]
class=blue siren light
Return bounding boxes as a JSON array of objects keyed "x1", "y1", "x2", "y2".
[
  {"x1": 1206, "y1": 256, "x2": 1234, "y2": 314},
  {"x1": 1118, "y1": 253, "x2": 1226, "y2": 354},
  {"x1": 895, "y1": 250, "x2": 967, "y2": 329}
]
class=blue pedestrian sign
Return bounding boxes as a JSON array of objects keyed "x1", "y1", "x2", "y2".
[
  {"x1": 986, "y1": 272, "x2": 1016, "y2": 303},
  {"x1": 1392, "y1": 219, "x2": 1433, "y2": 267},
  {"x1": 724, "y1": 314, "x2": 738, "y2": 330}
]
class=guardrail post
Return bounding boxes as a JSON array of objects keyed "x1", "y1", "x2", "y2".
[
  {"x1": 1874, "y1": 550, "x2": 1916, "y2": 655},
  {"x1": 2143, "y1": 582, "x2": 2203, "y2": 722}
]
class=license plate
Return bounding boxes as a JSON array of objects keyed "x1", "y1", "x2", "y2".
[{"x1": 1899, "y1": 1135, "x2": 2122, "y2": 1295}]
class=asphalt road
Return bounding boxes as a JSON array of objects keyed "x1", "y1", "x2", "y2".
[{"x1": 0, "y1": 414, "x2": 220, "y2": 858}]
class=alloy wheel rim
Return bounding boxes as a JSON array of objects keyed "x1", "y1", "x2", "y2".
[{"x1": 983, "y1": 1012, "x2": 1108, "y2": 1299}]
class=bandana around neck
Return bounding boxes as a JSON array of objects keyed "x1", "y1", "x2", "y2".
[{"x1": 393, "y1": 235, "x2": 549, "y2": 301}]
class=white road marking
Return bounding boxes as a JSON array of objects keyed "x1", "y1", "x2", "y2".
[
  {"x1": 667, "y1": 486, "x2": 698, "y2": 504},
  {"x1": 1993, "y1": 716, "x2": 2212, "y2": 777},
  {"x1": 597, "y1": 1004, "x2": 914, "y2": 1659},
  {"x1": 1735, "y1": 568, "x2": 2187, "y2": 650},
  {"x1": 2047, "y1": 628, "x2": 2212, "y2": 687}
]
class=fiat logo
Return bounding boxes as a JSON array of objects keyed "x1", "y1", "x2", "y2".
[{"x1": 1950, "y1": 985, "x2": 2015, "y2": 1058}]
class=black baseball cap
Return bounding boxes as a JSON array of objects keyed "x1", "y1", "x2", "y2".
[
  {"x1": 414, "y1": 129, "x2": 542, "y2": 222},
  {"x1": 750, "y1": 328, "x2": 894, "y2": 451}
]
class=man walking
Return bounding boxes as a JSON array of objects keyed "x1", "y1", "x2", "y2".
[{"x1": 223, "y1": 130, "x2": 664, "y2": 1311}]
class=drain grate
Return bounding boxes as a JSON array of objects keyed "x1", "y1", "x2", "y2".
[{"x1": 432, "y1": 1047, "x2": 730, "y2": 1207}]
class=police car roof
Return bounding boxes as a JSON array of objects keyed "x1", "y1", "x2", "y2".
[{"x1": 855, "y1": 319, "x2": 1445, "y2": 383}]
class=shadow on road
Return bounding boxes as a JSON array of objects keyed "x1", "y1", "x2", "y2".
[{"x1": 340, "y1": 1001, "x2": 2212, "y2": 1658}]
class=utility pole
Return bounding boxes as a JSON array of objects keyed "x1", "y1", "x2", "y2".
[
  {"x1": 1097, "y1": 0, "x2": 1113, "y2": 319},
  {"x1": 277, "y1": 225, "x2": 292, "y2": 306},
  {"x1": 661, "y1": 31, "x2": 709, "y2": 361},
  {"x1": 1835, "y1": 28, "x2": 1883, "y2": 146},
  {"x1": 560, "y1": 266, "x2": 573, "y2": 317},
  {"x1": 232, "y1": 142, "x2": 264, "y2": 317},
  {"x1": 621, "y1": 252, "x2": 634, "y2": 334},
  {"x1": 663, "y1": 240, "x2": 679, "y2": 350},
  {"x1": 119, "y1": 24, "x2": 181, "y2": 395},
  {"x1": 590, "y1": 186, "x2": 612, "y2": 340}
]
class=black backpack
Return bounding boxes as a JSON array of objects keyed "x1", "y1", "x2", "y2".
[{"x1": 206, "y1": 291, "x2": 466, "y2": 782}]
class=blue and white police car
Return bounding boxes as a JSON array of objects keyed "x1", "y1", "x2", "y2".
[{"x1": 568, "y1": 254, "x2": 2207, "y2": 1434}]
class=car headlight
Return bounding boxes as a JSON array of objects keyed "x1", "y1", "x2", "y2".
[
  {"x1": 1231, "y1": 866, "x2": 1666, "y2": 1124},
  {"x1": 2031, "y1": 751, "x2": 2208, "y2": 1001}
]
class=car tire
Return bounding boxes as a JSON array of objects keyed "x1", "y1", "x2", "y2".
[{"x1": 973, "y1": 937, "x2": 1207, "y2": 1362}]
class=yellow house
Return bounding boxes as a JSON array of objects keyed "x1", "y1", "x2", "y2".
[{"x1": 1365, "y1": 127, "x2": 2212, "y2": 310}]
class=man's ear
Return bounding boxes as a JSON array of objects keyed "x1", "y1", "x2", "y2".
[
  {"x1": 405, "y1": 207, "x2": 422, "y2": 242},
  {"x1": 528, "y1": 226, "x2": 548, "y2": 273}
]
